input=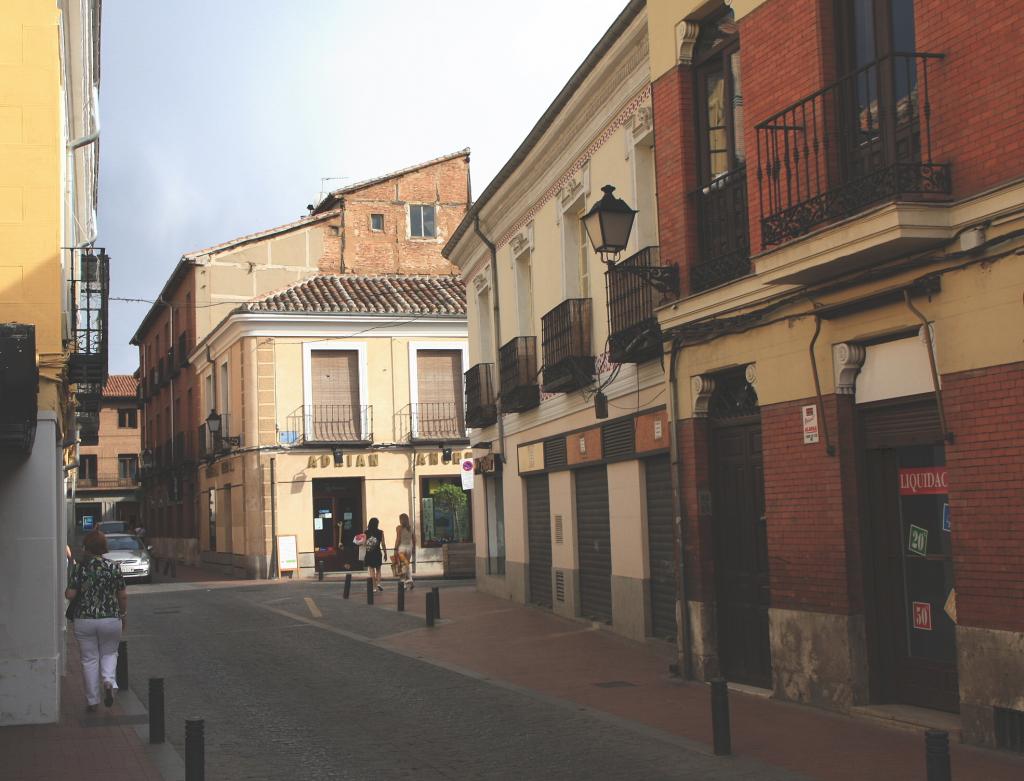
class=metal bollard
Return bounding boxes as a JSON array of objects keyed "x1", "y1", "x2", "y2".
[
  {"x1": 185, "y1": 718, "x2": 205, "y2": 781},
  {"x1": 925, "y1": 730, "x2": 951, "y2": 781},
  {"x1": 149, "y1": 678, "x2": 165, "y2": 744},
  {"x1": 432, "y1": 586, "x2": 441, "y2": 620},
  {"x1": 317, "y1": 560, "x2": 324, "y2": 582},
  {"x1": 710, "y1": 678, "x2": 731, "y2": 756},
  {"x1": 116, "y1": 641, "x2": 128, "y2": 689},
  {"x1": 366, "y1": 577, "x2": 374, "y2": 605},
  {"x1": 426, "y1": 591, "x2": 436, "y2": 627},
  {"x1": 343, "y1": 572, "x2": 352, "y2": 599},
  {"x1": 397, "y1": 581, "x2": 405, "y2": 612},
  {"x1": 171, "y1": 558, "x2": 177, "y2": 578}
]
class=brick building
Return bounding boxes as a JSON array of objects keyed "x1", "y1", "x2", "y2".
[
  {"x1": 74, "y1": 375, "x2": 141, "y2": 530},
  {"x1": 130, "y1": 149, "x2": 470, "y2": 567},
  {"x1": 648, "y1": 0, "x2": 1024, "y2": 749}
]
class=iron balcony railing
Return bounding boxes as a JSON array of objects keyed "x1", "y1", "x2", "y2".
[
  {"x1": 756, "y1": 51, "x2": 949, "y2": 247},
  {"x1": 541, "y1": 298, "x2": 593, "y2": 393},
  {"x1": 284, "y1": 404, "x2": 373, "y2": 445},
  {"x1": 465, "y1": 363, "x2": 497, "y2": 428},
  {"x1": 399, "y1": 402, "x2": 468, "y2": 443},
  {"x1": 691, "y1": 169, "x2": 751, "y2": 292},
  {"x1": 67, "y1": 250, "x2": 109, "y2": 384},
  {"x1": 606, "y1": 246, "x2": 665, "y2": 363},
  {"x1": 77, "y1": 477, "x2": 141, "y2": 490},
  {"x1": 499, "y1": 336, "x2": 540, "y2": 412}
]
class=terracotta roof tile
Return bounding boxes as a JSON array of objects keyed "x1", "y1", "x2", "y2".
[
  {"x1": 245, "y1": 274, "x2": 466, "y2": 317},
  {"x1": 103, "y1": 375, "x2": 138, "y2": 398}
]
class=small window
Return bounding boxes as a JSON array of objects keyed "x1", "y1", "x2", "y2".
[
  {"x1": 370, "y1": 213, "x2": 384, "y2": 232},
  {"x1": 80, "y1": 454, "x2": 97, "y2": 481},
  {"x1": 118, "y1": 454, "x2": 138, "y2": 481},
  {"x1": 118, "y1": 408, "x2": 138, "y2": 428},
  {"x1": 409, "y1": 204, "x2": 436, "y2": 238}
]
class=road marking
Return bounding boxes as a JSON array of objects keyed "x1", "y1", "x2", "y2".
[{"x1": 304, "y1": 596, "x2": 323, "y2": 618}]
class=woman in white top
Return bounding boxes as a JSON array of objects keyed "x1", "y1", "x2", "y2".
[{"x1": 394, "y1": 513, "x2": 415, "y2": 589}]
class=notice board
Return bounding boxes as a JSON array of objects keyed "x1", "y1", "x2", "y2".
[{"x1": 277, "y1": 535, "x2": 298, "y2": 573}]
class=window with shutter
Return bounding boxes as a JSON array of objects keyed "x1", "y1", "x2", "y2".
[
  {"x1": 310, "y1": 350, "x2": 361, "y2": 440},
  {"x1": 416, "y1": 349, "x2": 463, "y2": 439}
]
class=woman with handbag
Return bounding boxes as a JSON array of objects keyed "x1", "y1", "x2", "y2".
[
  {"x1": 364, "y1": 517, "x2": 387, "y2": 592},
  {"x1": 65, "y1": 530, "x2": 128, "y2": 712},
  {"x1": 394, "y1": 513, "x2": 415, "y2": 589}
]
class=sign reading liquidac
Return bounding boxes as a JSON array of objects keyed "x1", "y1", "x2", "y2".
[{"x1": 898, "y1": 466, "x2": 948, "y2": 495}]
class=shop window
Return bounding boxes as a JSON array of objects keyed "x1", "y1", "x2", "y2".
[
  {"x1": 409, "y1": 204, "x2": 436, "y2": 238},
  {"x1": 118, "y1": 408, "x2": 138, "y2": 428},
  {"x1": 420, "y1": 477, "x2": 472, "y2": 546},
  {"x1": 485, "y1": 475, "x2": 505, "y2": 575}
]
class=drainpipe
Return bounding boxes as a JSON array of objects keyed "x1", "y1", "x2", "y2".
[
  {"x1": 473, "y1": 216, "x2": 506, "y2": 463},
  {"x1": 269, "y1": 456, "x2": 279, "y2": 579},
  {"x1": 904, "y1": 290, "x2": 953, "y2": 444},
  {"x1": 666, "y1": 334, "x2": 692, "y2": 678}
]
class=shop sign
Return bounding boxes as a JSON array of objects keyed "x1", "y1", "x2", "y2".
[
  {"x1": 460, "y1": 458, "x2": 474, "y2": 490},
  {"x1": 313, "y1": 517, "x2": 323, "y2": 531},
  {"x1": 899, "y1": 466, "x2": 948, "y2": 495},
  {"x1": 942, "y1": 503, "x2": 951, "y2": 532},
  {"x1": 277, "y1": 534, "x2": 298, "y2": 573},
  {"x1": 912, "y1": 601, "x2": 933, "y2": 631},
  {"x1": 802, "y1": 404, "x2": 819, "y2": 444},
  {"x1": 307, "y1": 453, "x2": 379, "y2": 469},
  {"x1": 908, "y1": 524, "x2": 929, "y2": 557},
  {"x1": 82, "y1": 515, "x2": 94, "y2": 531},
  {"x1": 943, "y1": 589, "x2": 957, "y2": 623}
]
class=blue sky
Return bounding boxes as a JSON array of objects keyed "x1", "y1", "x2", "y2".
[{"x1": 99, "y1": 0, "x2": 629, "y2": 372}]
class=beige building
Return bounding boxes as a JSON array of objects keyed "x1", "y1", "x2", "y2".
[
  {"x1": 190, "y1": 274, "x2": 472, "y2": 579},
  {"x1": 444, "y1": 2, "x2": 672, "y2": 643},
  {"x1": 74, "y1": 375, "x2": 141, "y2": 531}
]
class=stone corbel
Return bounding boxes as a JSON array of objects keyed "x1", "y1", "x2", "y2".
[
  {"x1": 510, "y1": 222, "x2": 534, "y2": 258},
  {"x1": 632, "y1": 105, "x2": 654, "y2": 141},
  {"x1": 744, "y1": 363, "x2": 758, "y2": 394},
  {"x1": 559, "y1": 162, "x2": 590, "y2": 209},
  {"x1": 833, "y1": 343, "x2": 866, "y2": 395},
  {"x1": 473, "y1": 269, "x2": 490, "y2": 294},
  {"x1": 676, "y1": 19, "x2": 700, "y2": 66},
  {"x1": 692, "y1": 375, "x2": 717, "y2": 417}
]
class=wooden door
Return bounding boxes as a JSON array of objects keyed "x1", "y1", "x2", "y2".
[{"x1": 711, "y1": 422, "x2": 771, "y2": 688}]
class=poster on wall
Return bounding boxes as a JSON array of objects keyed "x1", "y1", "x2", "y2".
[
  {"x1": 460, "y1": 458, "x2": 474, "y2": 490},
  {"x1": 277, "y1": 535, "x2": 298, "y2": 573}
]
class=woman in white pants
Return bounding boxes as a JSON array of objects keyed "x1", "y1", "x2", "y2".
[
  {"x1": 66, "y1": 530, "x2": 128, "y2": 711},
  {"x1": 394, "y1": 513, "x2": 415, "y2": 589}
]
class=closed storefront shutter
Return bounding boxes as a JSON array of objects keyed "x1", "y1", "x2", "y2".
[
  {"x1": 645, "y1": 454, "x2": 676, "y2": 641},
  {"x1": 526, "y1": 474, "x2": 552, "y2": 608},
  {"x1": 859, "y1": 395, "x2": 942, "y2": 448},
  {"x1": 575, "y1": 465, "x2": 612, "y2": 623},
  {"x1": 311, "y1": 351, "x2": 359, "y2": 440}
]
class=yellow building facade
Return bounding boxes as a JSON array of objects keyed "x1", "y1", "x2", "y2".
[{"x1": 0, "y1": 0, "x2": 103, "y2": 724}]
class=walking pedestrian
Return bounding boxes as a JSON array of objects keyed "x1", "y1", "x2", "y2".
[
  {"x1": 65, "y1": 530, "x2": 127, "y2": 712},
  {"x1": 364, "y1": 517, "x2": 387, "y2": 591},
  {"x1": 394, "y1": 513, "x2": 415, "y2": 589}
]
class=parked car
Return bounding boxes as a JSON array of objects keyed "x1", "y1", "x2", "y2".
[
  {"x1": 97, "y1": 520, "x2": 128, "y2": 535},
  {"x1": 102, "y1": 534, "x2": 152, "y2": 583}
]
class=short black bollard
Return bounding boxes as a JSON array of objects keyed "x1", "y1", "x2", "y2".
[
  {"x1": 432, "y1": 586, "x2": 441, "y2": 620},
  {"x1": 149, "y1": 678, "x2": 165, "y2": 744},
  {"x1": 710, "y1": 678, "x2": 731, "y2": 756},
  {"x1": 170, "y1": 558, "x2": 177, "y2": 578},
  {"x1": 116, "y1": 641, "x2": 128, "y2": 689},
  {"x1": 925, "y1": 730, "x2": 951, "y2": 781},
  {"x1": 366, "y1": 578, "x2": 374, "y2": 605},
  {"x1": 397, "y1": 581, "x2": 405, "y2": 612},
  {"x1": 425, "y1": 591, "x2": 436, "y2": 627},
  {"x1": 317, "y1": 560, "x2": 324, "y2": 582},
  {"x1": 343, "y1": 572, "x2": 352, "y2": 599},
  {"x1": 185, "y1": 717, "x2": 205, "y2": 781}
]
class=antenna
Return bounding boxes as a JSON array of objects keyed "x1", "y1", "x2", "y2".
[{"x1": 318, "y1": 176, "x2": 349, "y2": 203}]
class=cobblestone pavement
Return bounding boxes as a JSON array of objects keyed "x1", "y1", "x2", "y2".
[{"x1": 126, "y1": 580, "x2": 804, "y2": 780}]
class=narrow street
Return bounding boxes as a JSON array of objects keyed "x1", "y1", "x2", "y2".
[{"x1": 125, "y1": 578, "x2": 799, "y2": 781}]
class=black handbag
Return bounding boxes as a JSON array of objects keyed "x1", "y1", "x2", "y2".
[{"x1": 65, "y1": 592, "x2": 81, "y2": 621}]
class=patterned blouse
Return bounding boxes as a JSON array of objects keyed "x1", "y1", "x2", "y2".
[{"x1": 67, "y1": 556, "x2": 126, "y2": 619}]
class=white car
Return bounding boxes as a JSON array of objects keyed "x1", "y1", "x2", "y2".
[{"x1": 103, "y1": 534, "x2": 153, "y2": 583}]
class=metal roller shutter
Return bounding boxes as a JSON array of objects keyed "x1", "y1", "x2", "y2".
[
  {"x1": 645, "y1": 455, "x2": 676, "y2": 641},
  {"x1": 575, "y1": 465, "x2": 612, "y2": 623},
  {"x1": 526, "y1": 475, "x2": 552, "y2": 608}
]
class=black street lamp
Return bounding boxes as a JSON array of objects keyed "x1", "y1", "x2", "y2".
[
  {"x1": 582, "y1": 185, "x2": 637, "y2": 256},
  {"x1": 141, "y1": 449, "x2": 154, "y2": 470},
  {"x1": 205, "y1": 409, "x2": 222, "y2": 435},
  {"x1": 205, "y1": 409, "x2": 240, "y2": 449}
]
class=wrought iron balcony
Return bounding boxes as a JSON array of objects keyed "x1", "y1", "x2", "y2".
[
  {"x1": 756, "y1": 52, "x2": 949, "y2": 247},
  {"x1": 499, "y1": 336, "x2": 539, "y2": 412},
  {"x1": 465, "y1": 363, "x2": 497, "y2": 428},
  {"x1": 283, "y1": 404, "x2": 373, "y2": 446},
  {"x1": 77, "y1": 477, "x2": 141, "y2": 490},
  {"x1": 541, "y1": 298, "x2": 593, "y2": 393},
  {"x1": 75, "y1": 382, "x2": 103, "y2": 413},
  {"x1": 606, "y1": 246, "x2": 666, "y2": 363},
  {"x1": 399, "y1": 402, "x2": 468, "y2": 443},
  {"x1": 67, "y1": 250, "x2": 109, "y2": 384},
  {"x1": 691, "y1": 169, "x2": 751, "y2": 292}
]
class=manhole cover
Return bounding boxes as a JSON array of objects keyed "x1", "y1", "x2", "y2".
[{"x1": 593, "y1": 680, "x2": 637, "y2": 689}]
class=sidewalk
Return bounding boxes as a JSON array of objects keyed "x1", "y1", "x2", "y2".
[
  {"x1": 365, "y1": 584, "x2": 1024, "y2": 781},
  {"x1": 0, "y1": 634, "x2": 168, "y2": 781}
]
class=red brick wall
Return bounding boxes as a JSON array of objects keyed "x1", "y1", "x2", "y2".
[
  {"x1": 652, "y1": 67, "x2": 699, "y2": 295},
  {"x1": 340, "y1": 154, "x2": 468, "y2": 276},
  {"x1": 943, "y1": 361, "x2": 1024, "y2": 633},
  {"x1": 915, "y1": 0, "x2": 1024, "y2": 199},
  {"x1": 761, "y1": 395, "x2": 856, "y2": 614}
]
